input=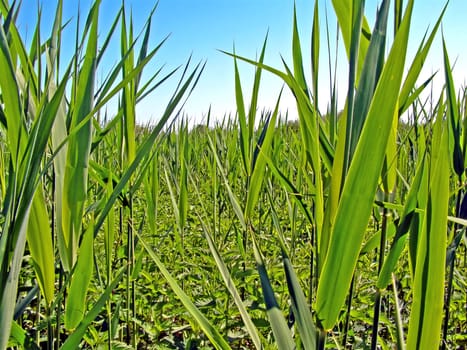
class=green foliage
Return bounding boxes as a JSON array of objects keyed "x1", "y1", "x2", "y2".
[{"x1": 0, "y1": 1, "x2": 465, "y2": 349}]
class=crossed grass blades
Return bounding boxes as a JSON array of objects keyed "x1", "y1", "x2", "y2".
[{"x1": 1, "y1": 0, "x2": 466, "y2": 349}]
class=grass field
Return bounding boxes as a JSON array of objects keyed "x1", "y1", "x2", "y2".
[{"x1": 0, "y1": 0, "x2": 466, "y2": 349}]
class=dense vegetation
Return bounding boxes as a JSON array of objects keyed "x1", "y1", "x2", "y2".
[{"x1": 0, "y1": 0, "x2": 466, "y2": 349}]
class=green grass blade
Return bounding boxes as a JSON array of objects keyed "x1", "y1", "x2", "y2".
[
  {"x1": 251, "y1": 236, "x2": 295, "y2": 350},
  {"x1": 348, "y1": 0, "x2": 390, "y2": 165},
  {"x1": 292, "y1": 4, "x2": 308, "y2": 98},
  {"x1": 65, "y1": 220, "x2": 94, "y2": 330},
  {"x1": 121, "y1": 4, "x2": 136, "y2": 164},
  {"x1": 234, "y1": 53, "x2": 249, "y2": 176},
  {"x1": 283, "y1": 255, "x2": 317, "y2": 348},
  {"x1": 207, "y1": 134, "x2": 246, "y2": 231},
  {"x1": 316, "y1": 0, "x2": 414, "y2": 330},
  {"x1": 399, "y1": 2, "x2": 447, "y2": 115},
  {"x1": 178, "y1": 121, "x2": 188, "y2": 230},
  {"x1": 343, "y1": 0, "x2": 365, "y2": 173},
  {"x1": 61, "y1": 2, "x2": 98, "y2": 272},
  {"x1": 377, "y1": 153, "x2": 427, "y2": 289},
  {"x1": 245, "y1": 91, "x2": 280, "y2": 219},
  {"x1": 443, "y1": 35, "x2": 464, "y2": 177},
  {"x1": 248, "y1": 34, "x2": 267, "y2": 139},
  {"x1": 407, "y1": 108, "x2": 449, "y2": 350},
  {"x1": 0, "y1": 20, "x2": 24, "y2": 164},
  {"x1": 27, "y1": 188, "x2": 54, "y2": 309}
]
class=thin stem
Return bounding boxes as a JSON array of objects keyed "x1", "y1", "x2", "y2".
[
  {"x1": 371, "y1": 202, "x2": 389, "y2": 350},
  {"x1": 392, "y1": 274, "x2": 406, "y2": 350},
  {"x1": 342, "y1": 275, "x2": 355, "y2": 347},
  {"x1": 442, "y1": 180, "x2": 462, "y2": 349}
]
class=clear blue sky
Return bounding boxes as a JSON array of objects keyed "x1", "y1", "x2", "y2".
[{"x1": 15, "y1": 0, "x2": 467, "y2": 125}]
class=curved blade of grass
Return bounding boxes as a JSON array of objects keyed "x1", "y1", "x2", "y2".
[
  {"x1": 60, "y1": 1, "x2": 98, "y2": 272},
  {"x1": 138, "y1": 234, "x2": 231, "y2": 350},
  {"x1": 443, "y1": 35, "x2": 464, "y2": 178},
  {"x1": 292, "y1": 4, "x2": 309, "y2": 98},
  {"x1": 0, "y1": 16, "x2": 24, "y2": 165},
  {"x1": 399, "y1": 2, "x2": 447, "y2": 115},
  {"x1": 207, "y1": 134, "x2": 246, "y2": 231},
  {"x1": 248, "y1": 34, "x2": 268, "y2": 143},
  {"x1": 316, "y1": 0, "x2": 414, "y2": 330}
]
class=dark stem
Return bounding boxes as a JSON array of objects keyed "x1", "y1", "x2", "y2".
[
  {"x1": 342, "y1": 275, "x2": 355, "y2": 347},
  {"x1": 442, "y1": 179, "x2": 462, "y2": 349},
  {"x1": 371, "y1": 203, "x2": 388, "y2": 350}
]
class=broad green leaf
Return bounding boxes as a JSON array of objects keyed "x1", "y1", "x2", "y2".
[{"x1": 0, "y1": 19, "x2": 24, "y2": 165}]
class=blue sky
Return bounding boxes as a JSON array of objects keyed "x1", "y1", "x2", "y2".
[{"x1": 15, "y1": 0, "x2": 467, "y2": 125}]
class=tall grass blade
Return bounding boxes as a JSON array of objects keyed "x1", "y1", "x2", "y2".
[
  {"x1": 443, "y1": 35, "x2": 464, "y2": 178},
  {"x1": 406, "y1": 107, "x2": 449, "y2": 350},
  {"x1": 331, "y1": 0, "x2": 371, "y2": 81},
  {"x1": 251, "y1": 236, "x2": 295, "y2": 350},
  {"x1": 60, "y1": 1, "x2": 99, "y2": 272},
  {"x1": 316, "y1": 0, "x2": 414, "y2": 330}
]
